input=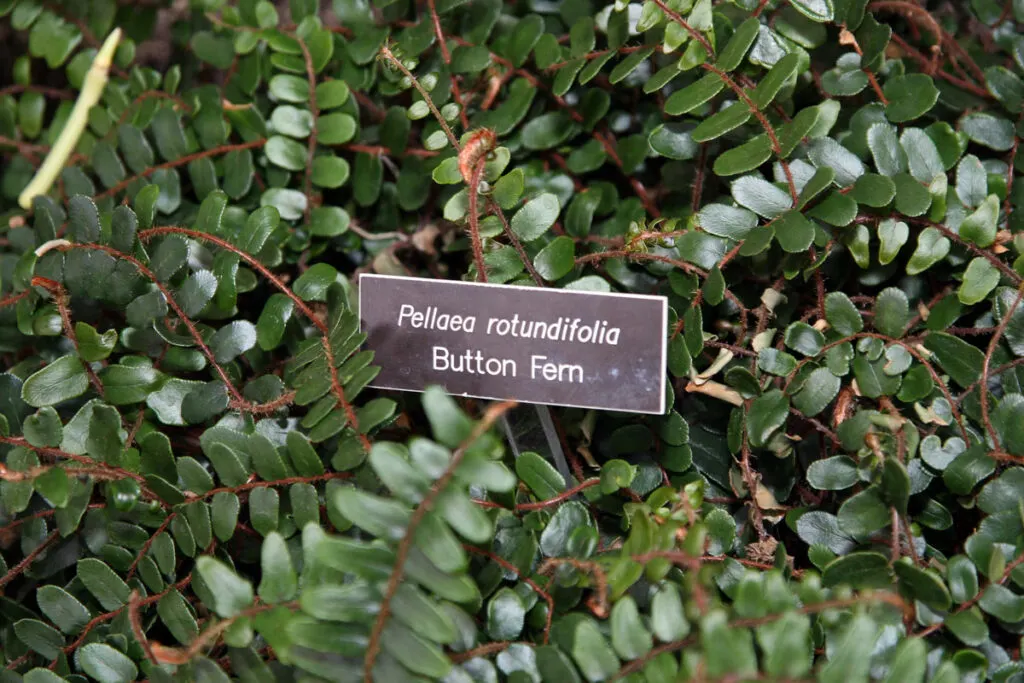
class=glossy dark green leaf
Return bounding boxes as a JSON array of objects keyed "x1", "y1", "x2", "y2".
[
  {"x1": 837, "y1": 485, "x2": 890, "y2": 540},
  {"x1": 692, "y1": 103, "x2": 752, "y2": 143},
  {"x1": 790, "y1": 0, "x2": 834, "y2": 21},
  {"x1": 784, "y1": 322, "x2": 824, "y2": 356},
  {"x1": 714, "y1": 135, "x2": 772, "y2": 176},
  {"x1": 487, "y1": 587, "x2": 525, "y2": 640},
  {"x1": 922, "y1": 332, "x2": 984, "y2": 387},
  {"x1": 157, "y1": 590, "x2": 199, "y2": 645},
  {"x1": 849, "y1": 173, "x2": 896, "y2": 207},
  {"x1": 539, "y1": 501, "x2": 593, "y2": 557},
  {"x1": 960, "y1": 194, "x2": 999, "y2": 248},
  {"x1": 732, "y1": 176, "x2": 791, "y2": 218},
  {"x1": 958, "y1": 257, "x2": 999, "y2": 305},
  {"x1": 571, "y1": 618, "x2": 621, "y2": 682},
  {"x1": 99, "y1": 362, "x2": 161, "y2": 405},
  {"x1": 507, "y1": 15, "x2": 543, "y2": 66},
  {"x1": 664, "y1": 74, "x2": 725, "y2": 115},
  {"x1": 317, "y1": 113, "x2": 357, "y2": 145},
  {"x1": 873, "y1": 288, "x2": 909, "y2": 337},
  {"x1": 37, "y1": 585, "x2": 90, "y2": 635},
  {"x1": 210, "y1": 321, "x2": 257, "y2": 363},
  {"x1": 884, "y1": 74, "x2": 939, "y2": 122},
  {"x1": 808, "y1": 138, "x2": 864, "y2": 187},
  {"x1": 78, "y1": 643, "x2": 139, "y2": 683},
  {"x1": 533, "y1": 236, "x2": 575, "y2": 281},
  {"x1": 946, "y1": 607, "x2": 988, "y2": 646},
  {"x1": 196, "y1": 556, "x2": 254, "y2": 618},
  {"x1": 751, "y1": 53, "x2": 800, "y2": 109},
  {"x1": 610, "y1": 48, "x2": 655, "y2": 84},
  {"x1": 716, "y1": 18, "x2": 760, "y2": 70},
  {"x1": 192, "y1": 31, "x2": 234, "y2": 68},
  {"x1": 515, "y1": 451, "x2": 564, "y2": 500},
  {"x1": 265, "y1": 135, "x2": 307, "y2": 171},
  {"x1": 746, "y1": 390, "x2": 789, "y2": 447},
  {"x1": 151, "y1": 107, "x2": 188, "y2": 162},
  {"x1": 774, "y1": 209, "x2": 815, "y2": 253},
  {"x1": 258, "y1": 532, "x2": 297, "y2": 602},
  {"x1": 211, "y1": 492, "x2": 240, "y2": 542},
  {"x1": 894, "y1": 560, "x2": 951, "y2": 611},
  {"x1": 960, "y1": 112, "x2": 1015, "y2": 151},
  {"x1": 257, "y1": 294, "x2": 295, "y2": 350},
  {"x1": 611, "y1": 596, "x2": 652, "y2": 660},
  {"x1": 24, "y1": 406, "x2": 63, "y2": 448},
  {"x1": 906, "y1": 227, "x2": 949, "y2": 274},
  {"x1": 700, "y1": 609, "x2": 757, "y2": 677},
  {"x1": 822, "y1": 551, "x2": 891, "y2": 588},
  {"x1": 943, "y1": 446, "x2": 995, "y2": 495},
  {"x1": 77, "y1": 558, "x2": 130, "y2": 610},
  {"x1": 381, "y1": 622, "x2": 452, "y2": 678},
  {"x1": 511, "y1": 193, "x2": 559, "y2": 241},
  {"x1": 521, "y1": 112, "x2": 575, "y2": 150},
  {"x1": 21, "y1": 356, "x2": 88, "y2": 408},
  {"x1": 269, "y1": 74, "x2": 309, "y2": 103},
  {"x1": 817, "y1": 614, "x2": 878, "y2": 682},
  {"x1": 978, "y1": 584, "x2": 1024, "y2": 622},
  {"x1": 793, "y1": 367, "x2": 840, "y2": 416}
]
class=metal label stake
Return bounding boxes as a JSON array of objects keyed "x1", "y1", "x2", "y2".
[{"x1": 500, "y1": 403, "x2": 572, "y2": 483}]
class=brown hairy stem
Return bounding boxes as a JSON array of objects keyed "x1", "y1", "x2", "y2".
[
  {"x1": 138, "y1": 226, "x2": 370, "y2": 450},
  {"x1": 363, "y1": 400, "x2": 516, "y2": 680},
  {"x1": 93, "y1": 139, "x2": 267, "y2": 201}
]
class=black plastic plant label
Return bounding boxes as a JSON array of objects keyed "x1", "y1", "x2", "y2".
[{"x1": 358, "y1": 274, "x2": 668, "y2": 414}]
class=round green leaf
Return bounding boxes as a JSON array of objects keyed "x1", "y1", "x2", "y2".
[
  {"x1": 78, "y1": 643, "x2": 139, "y2": 683},
  {"x1": 511, "y1": 193, "x2": 560, "y2": 241},
  {"x1": 22, "y1": 356, "x2": 89, "y2": 408},
  {"x1": 533, "y1": 236, "x2": 575, "y2": 281}
]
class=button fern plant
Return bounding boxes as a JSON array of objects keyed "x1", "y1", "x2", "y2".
[{"x1": 0, "y1": 0, "x2": 1023, "y2": 680}]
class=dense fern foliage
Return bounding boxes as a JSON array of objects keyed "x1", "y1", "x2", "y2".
[{"x1": 0, "y1": 0, "x2": 1023, "y2": 680}]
